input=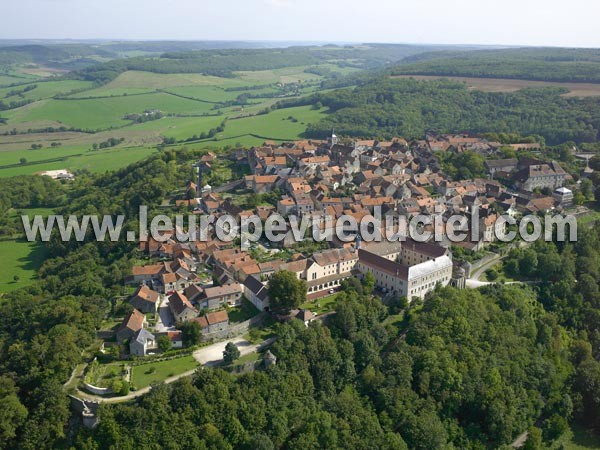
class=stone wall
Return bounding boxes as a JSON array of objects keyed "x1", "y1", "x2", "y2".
[
  {"x1": 202, "y1": 312, "x2": 267, "y2": 341},
  {"x1": 83, "y1": 382, "x2": 113, "y2": 396}
]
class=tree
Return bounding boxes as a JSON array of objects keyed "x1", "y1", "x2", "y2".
[
  {"x1": 118, "y1": 380, "x2": 130, "y2": 396},
  {"x1": 574, "y1": 190, "x2": 585, "y2": 206},
  {"x1": 389, "y1": 294, "x2": 408, "y2": 313},
  {"x1": 363, "y1": 271, "x2": 375, "y2": 295},
  {"x1": 0, "y1": 377, "x2": 27, "y2": 448},
  {"x1": 157, "y1": 335, "x2": 171, "y2": 353},
  {"x1": 223, "y1": 342, "x2": 240, "y2": 365},
  {"x1": 177, "y1": 321, "x2": 201, "y2": 347},
  {"x1": 268, "y1": 270, "x2": 307, "y2": 314},
  {"x1": 19, "y1": 158, "x2": 26, "y2": 165},
  {"x1": 581, "y1": 178, "x2": 594, "y2": 200},
  {"x1": 522, "y1": 426, "x2": 542, "y2": 450},
  {"x1": 543, "y1": 414, "x2": 568, "y2": 441},
  {"x1": 12, "y1": 275, "x2": 19, "y2": 283},
  {"x1": 485, "y1": 268, "x2": 499, "y2": 281},
  {"x1": 341, "y1": 277, "x2": 363, "y2": 295}
]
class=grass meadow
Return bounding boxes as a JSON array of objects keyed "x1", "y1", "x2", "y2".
[{"x1": 0, "y1": 238, "x2": 47, "y2": 293}]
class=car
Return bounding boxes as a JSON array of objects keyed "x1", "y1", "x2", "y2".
[{"x1": 329, "y1": 289, "x2": 335, "y2": 294}]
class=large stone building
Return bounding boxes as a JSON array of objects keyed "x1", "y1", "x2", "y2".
[
  {"x1": 356, "y1": 239, "x2": 453, "y2": 301},
  {"x1": 513, "y1": 160, "x2": 568, "y2": 192},
  {"x1": 277, "y1": 248, "x2": 358, "y2": 297}
]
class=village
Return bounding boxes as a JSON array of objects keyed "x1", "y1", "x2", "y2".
[{"x1": 81, "y1": 131, "x2": 589, "y2": 398}]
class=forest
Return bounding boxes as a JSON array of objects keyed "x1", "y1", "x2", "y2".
[
  {"x1": 295, "y1": 77, "x2": 600, "y2": 144},
  {"x1": 391, "y1": 47, "x2": 600, "y2": 83},
  {"x1": 69, "y1": 44, "x2": 447, "y2": 84},
  {"x1": 66, "y1": 283, "x2": 575, "y2": 450}
]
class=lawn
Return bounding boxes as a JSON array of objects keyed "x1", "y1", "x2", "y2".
[
  {"x1": 130, "y1": 355, "x2": 199, "y2": 389},
  {"x1": 300, "y1": 292, "x2": 340, "y2": 315},
  {"x1": 0, "y1": 238, "x2": 47, "y2": 293},
  {"x1": 227, "y1": 299, "x2": 259, "y2": 323},
  {"x1": 224, "y1": 351, "x2": 261, "y2": 371}
]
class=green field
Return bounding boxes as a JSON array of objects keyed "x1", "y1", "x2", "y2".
[
  {"x1": 129, "y1": 115, "x2": 225, "y2": 140},
  {"x1": 67, "y1": 87, "x2": 157, "y2": 98},
  {"x1": 131, "y1": 355, "x2": 199, "y2": 389},
  {"x1": 0, "y1": 66, "x2": 329, "y2": 176},
  {"x1": 0, "y1": 144, "x2": 158, "y2": 177},
  {"x1": 217, "y1": 105, "x2": 325, "y2": 141},
  {"x1": 103, "y1": 71, "x2": 246, "y2": 89},
  {"x1": 0, "y1": 74, "x2": 32, "y2": 87},
  {"x1": 0, "y1": 80, "x2": 94, "y2": 102},
  {"x1": 0, "y1": 238, "x2": 47, "y2": 293},
  {"x1": 5, "y1": 92, "x2": 218, "y2": 129},
  {"x1": 163, "y1": 85, "x2": 244, "y2": 103},
  {"x1": 236, "y1": 66, "x2": 322, "y2": 84}
]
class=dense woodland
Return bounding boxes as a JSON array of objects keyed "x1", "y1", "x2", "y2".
[
  {"x1": 293, "y1": 77, "x2": 600, "y2": 144},
  {"x1": 391, "y1": 48, "x2": 600, "y2": 83}
]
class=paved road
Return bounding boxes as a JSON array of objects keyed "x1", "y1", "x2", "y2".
[
  {"x1": 469, "y1": 254, "x2": 502, "y2": 282},
  {"x1": 156, "y1": 295, "x2": 176, "y2": 332},
  {"x1": 193, "y1": 336, "x2": 264, "y2": 366}
]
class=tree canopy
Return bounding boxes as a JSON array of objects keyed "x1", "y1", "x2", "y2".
[{"x1": 267, "y1": 270, "x2": 307, "y2": 315}]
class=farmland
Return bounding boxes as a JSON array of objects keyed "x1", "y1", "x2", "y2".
[
  {"x1": 3, "y1": 93, "x2": 219, "y2": 129},
  {"x1": 391, "y1": 74, "x2": 600, "y2": 97},
  {"x1": 0, "y1": 64, "x2": 330, "y2": 177},
  {"x1": 0, "y1": 79, "x2": 94, "y2": 102}
]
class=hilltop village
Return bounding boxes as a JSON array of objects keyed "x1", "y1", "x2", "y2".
[{"x1": 112, "y1": 133, "x2": 583, "y2": 361}]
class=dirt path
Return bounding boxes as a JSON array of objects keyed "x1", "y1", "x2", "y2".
[{"x1": 511, "y1": 430, "x2": 528, "y2": 448}]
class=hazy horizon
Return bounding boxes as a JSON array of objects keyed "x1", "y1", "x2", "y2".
[{"x1": 3, "y1": 0, "x2": 600, "y2": 48}]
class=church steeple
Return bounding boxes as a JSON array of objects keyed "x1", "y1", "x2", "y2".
[{"x1": 330, "y1": 129, "x2": 338, "y2": 148}]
